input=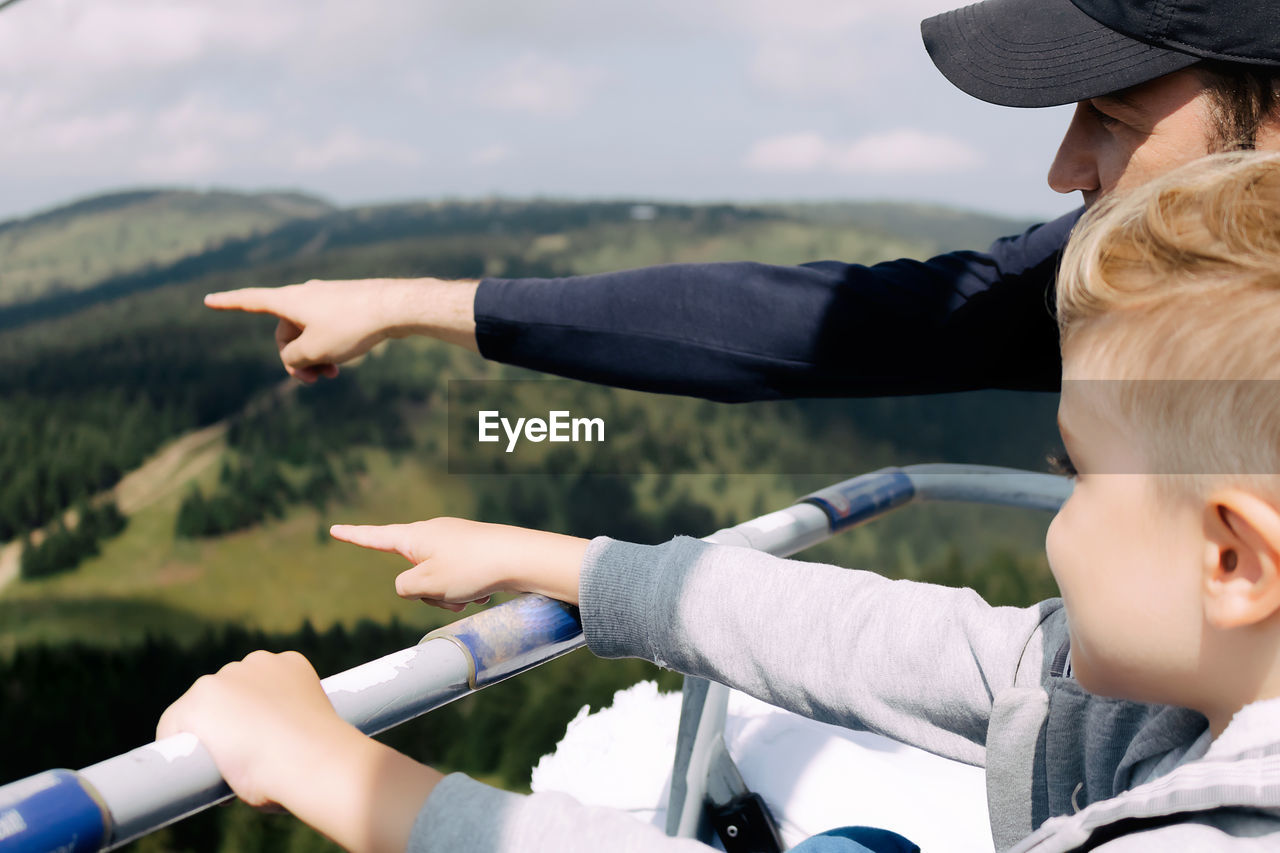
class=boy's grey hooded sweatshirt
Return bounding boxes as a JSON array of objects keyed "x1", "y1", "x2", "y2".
[{"x1": 409, "y1": 537, "x2": 1280, "y2": 852}]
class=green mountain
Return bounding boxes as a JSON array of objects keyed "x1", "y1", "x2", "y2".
[
  {"x1": 0, "y1": 188, "x2": 333, "y2": 308},
  {"x1": 767, "y1": 200, "x2": 1040, "y2": 251},
  {"x1": 0, "y1": 190, "x2": 1058, "y2": 639},
  {"x1": 0, "y1": 195, "x2": 1061, "y2": 630}
]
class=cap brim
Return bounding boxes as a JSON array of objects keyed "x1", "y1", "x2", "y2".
[{"x1": 922, "y1": 0, "x2": 1201, "y2": 108}]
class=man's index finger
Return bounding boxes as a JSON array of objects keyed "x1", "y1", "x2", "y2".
[{"x1": 204, "y1": 287, "x2": 287, "y2": 315}]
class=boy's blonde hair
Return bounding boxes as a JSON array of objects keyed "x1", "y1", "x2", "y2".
[{"x1": 1056, "y1": 150, "x2": 1280, "y2": 497}]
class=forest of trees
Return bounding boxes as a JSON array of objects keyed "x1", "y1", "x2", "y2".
[
  {"x1": 176, "y1": 346, "x2": 423, "y2": 538},
  {"x1": 0, "y1": 325, "x2": 281, "y2": 542},
  {"x1": 20, "y1": 501, "x2": 127, "y2": 580},
  {"x1": 0, "y1": 619, "x2": 682, "y2": 853}
]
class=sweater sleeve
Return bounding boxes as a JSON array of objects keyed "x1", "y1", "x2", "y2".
[
  {"x1": 406, "y1": 773, "x2": 711, "y2": 853},
  {"x1": 579, "y1": 535, "x2": 1062, "y2": 766},
  {"x1": 474, "y1": 210, "x2": 1082, "y2": 402}
]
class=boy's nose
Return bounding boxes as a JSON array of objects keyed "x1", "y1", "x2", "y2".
[{"x1": 1048, "y1": 103, "x2": 1103, "y2": 198}]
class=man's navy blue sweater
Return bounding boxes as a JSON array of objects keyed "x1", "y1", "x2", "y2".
[{"x1": 474, "y1": 209, "x2": 1082, "y2": 402}]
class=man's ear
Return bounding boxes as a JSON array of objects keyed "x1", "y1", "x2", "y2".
[{"x1": 1202, "y1": 489, "x2": 1280, "y2": 630}]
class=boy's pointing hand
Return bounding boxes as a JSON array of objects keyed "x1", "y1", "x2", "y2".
[{"x1": 330, "y1": 517, "x2": 589, "y2": 609}]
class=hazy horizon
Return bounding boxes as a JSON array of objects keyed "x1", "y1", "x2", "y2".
[{"x1": 1, "y1": 181, "x2": 1046, "y2": 227}]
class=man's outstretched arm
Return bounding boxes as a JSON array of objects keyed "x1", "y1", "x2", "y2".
[{"x1": 206, "y1": 209, "x2": 1080, "y2": 399}]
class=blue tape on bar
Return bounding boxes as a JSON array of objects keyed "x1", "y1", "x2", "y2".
[
  {"x1": 426, "y1": 595, "x2": 583, "y2": 689},
  {"x1": 801, "y1": 468, "x2": 916, "y2": 532},
  {"x1": 0, "y1": 770, "x2": 107, "y2": 853}
]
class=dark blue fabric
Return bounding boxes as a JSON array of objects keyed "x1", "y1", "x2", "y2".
[
  {"x1": 474, "y1": 209, "x2": 1083, "y2": 402},
  {"x1": 789, "y1": 825, "x2": 921, "y2": 853}
]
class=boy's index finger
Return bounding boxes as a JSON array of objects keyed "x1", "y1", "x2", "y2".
[
  {"x1": 204, "y1": 287, "x2": 288, "y2": 315},
  {"x1": 329, "y1": 524, "x2": 409, "y2": 557}
]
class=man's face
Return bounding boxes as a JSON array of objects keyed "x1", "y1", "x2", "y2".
[
  {"x1": 1047, "y1": 69, "x2": 1215, "y2": 207},
  {"x1": 1044, "y1": 350, "x2": 1206, "y2": 705}
]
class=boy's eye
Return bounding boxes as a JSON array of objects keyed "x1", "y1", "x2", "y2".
[{"x1": 1047, "y1": 449, "x2": 1078, "y2": 479}]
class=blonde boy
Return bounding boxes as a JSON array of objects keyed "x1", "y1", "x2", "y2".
[{"x1": 160, "y1": 152, "x2": 1280, "y2": 852}]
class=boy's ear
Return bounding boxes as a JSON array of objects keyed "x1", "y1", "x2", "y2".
[{"x1": 1202, "y1": 489, "x2": 1280, "y2": 630}]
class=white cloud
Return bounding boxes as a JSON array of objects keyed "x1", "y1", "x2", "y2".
[
  {"x1": 415, "y1": 0, "x2": 714, "y2": 45},
  {"x1": 151, "y1": 98, "x2": 267, "y2": 144},
  {"x1": 475, "y1": 53, "x2": 601, "y2": 117},
  {"x1": 715, "y1": 0, "x2": 965, "y2": 99},
  {"x1": 1, "y1": 110, "x2": 138, "y2": 157},
  {"x1": 292, "y1": 129, "x2": 424, "y2": 172},
  {"x1": 743, "y1": 133, "x2": 831, "y2": 173},
  {"x1": 748, "y1": 42, "x2": 868, "y2": 99},
  {"x1": 833, "y1": 129, "x2": 983, "y2": 173},
  {"x1": 714, "y1": 0, "x2": 962, "y2": 36},
  {"x1": 126, "y1": 98, "x2": 270, "y2": 177},
  {"x1": 717, "y1": 0, "x2": 873, "y2": 38},
  {"x1": 0, "y1": 96, "x2": 262, "y2": 175},
  {"x1": 0, "y1": 0, "x2": 291, "y2": 78},
  {"x1": 468, "y1": 143, "x2": 513, "y2": 166},
  {"x1": 0, "y1": 88, "x2": 421, "y2": 180},
  {"x1": 744, "y1": 129, "x2": 982, "y2": 175},
  {"x1": 138, "y1": 142, "x2": 224, "y2": 179}
]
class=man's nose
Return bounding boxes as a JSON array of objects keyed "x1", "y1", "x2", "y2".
[{"x1": 1047, "y1": 103, "x2": 1101, "y2": 196}]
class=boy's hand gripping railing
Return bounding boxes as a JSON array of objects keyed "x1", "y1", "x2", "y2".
[
  {"x1": 0, "y1": 464, "x2": 1070, "y2": 853},
  {"x1": 0, "y1": 594, "x2": 584, "y2": 853}
]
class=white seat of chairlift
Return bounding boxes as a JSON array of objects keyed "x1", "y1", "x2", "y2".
[{"x1": 532, "y1": 681, "x2": 994, "y2": 852}]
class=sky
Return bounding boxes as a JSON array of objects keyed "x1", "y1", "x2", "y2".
[{"x1": 0, "y1": 0, "x2": 1082, "y2": 223}]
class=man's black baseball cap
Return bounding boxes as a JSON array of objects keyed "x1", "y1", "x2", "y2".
[{"x1": 922, "y1": 0, "x2": 1280, "y2": 108}]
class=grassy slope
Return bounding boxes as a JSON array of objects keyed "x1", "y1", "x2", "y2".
[
  {"x1": 0, "y1": 441, "x2": 473, "y2": 653},
  {"x1": 0, "y1": 189, "x2": 332, "y2": 306}
]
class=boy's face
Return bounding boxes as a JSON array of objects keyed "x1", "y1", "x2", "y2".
[{"x1": 1045, "y1": 353, "x2": 1207, "y2": 705}]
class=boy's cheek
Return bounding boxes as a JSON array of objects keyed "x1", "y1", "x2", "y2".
[{"x1": 1043, "y1": 513, "x2": 1071, "y2": 588}]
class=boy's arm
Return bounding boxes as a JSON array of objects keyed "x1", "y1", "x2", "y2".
[
  {"x1": 581, "y1": 536, "x2": 1061, "y2": 766},
  {"x1": 329, "y1": 518, "x2": 586, "y2": 610},
  {"x1": 158, "y1": 650, "x2": 712, "y2": 853},
  {"x1": 328, "y1": 518, "x2": 1059, "y2": 764},
  {"x1": 156, "y1": 650, "x2": 444, "y2": 853}
]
